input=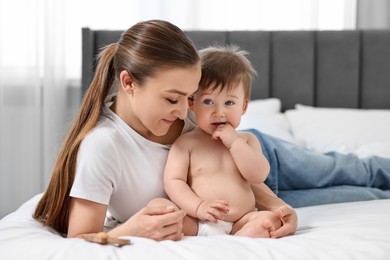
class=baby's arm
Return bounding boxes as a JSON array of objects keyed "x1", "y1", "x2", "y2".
[
  {"x1": 164, "y1": 137, "x2": 202, "y2": 217},
  {"x1": 213, "y1": 124, "x2": 270, "y2": 183},
  {"x1": 229, "y1": 132, "x2": 270, "y2": 183}
]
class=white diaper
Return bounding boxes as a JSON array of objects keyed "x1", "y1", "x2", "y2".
[{"x1": 197, "y1": 220, "x2": 233, "y2": 236}]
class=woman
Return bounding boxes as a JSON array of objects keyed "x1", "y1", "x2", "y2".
[{"x1": 33, "y1": 20, "x2": 297, "y2": 240}]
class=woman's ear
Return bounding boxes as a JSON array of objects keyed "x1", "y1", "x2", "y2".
[
  {"x1": 242, "y1": 99, "x2": 249, "y2": 115},
  {"x1": 119, "y1": 70, "x2": 135, "y2": 94},
  {"x1": 188, "y1": 95, "x2": 195, "y2": 111}
]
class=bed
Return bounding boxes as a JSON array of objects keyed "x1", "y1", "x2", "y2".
[
  {"x1": 1, "y1": 28, "x2": 390, "y2": 259},
  {"x1": 1, "y1": 194, "x2": 389, "y2": 259}
]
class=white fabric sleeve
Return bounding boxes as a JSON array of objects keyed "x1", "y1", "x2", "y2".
[{"x1": 70, "y1": 130, "x2": 121, "y2": 205}]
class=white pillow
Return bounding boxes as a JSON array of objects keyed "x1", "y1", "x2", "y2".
[
  {"x1": 356, "y1": 142, "x2": 390, "y2": 158},
  {"x1": 238, "y1": 98, "x2": 294, "y2": 142},
  {"x1": 285, "y1": 104, "x2": 390, "y2": 157},
  {"x1": 245, "y1": 98, "x2": 281, "y2": 114},
  {"x1": 238, "y1": 112, "x2": 294, "y2": 142}
]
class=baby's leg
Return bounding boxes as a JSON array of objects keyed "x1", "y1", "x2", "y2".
[
  {"x1": 182, "y1": 215, "x2": 198, "y2": 236},
  {"x1": 147, "y1": 198, "x2": 198, "y2": 236},
  {"x1": 231, "y1": 210, "x2": 282, "y2": 238}
]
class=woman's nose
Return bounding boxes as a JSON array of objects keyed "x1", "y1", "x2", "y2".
[{"x1": 173, "y1": 101, "x2": 188, "y2": 120}]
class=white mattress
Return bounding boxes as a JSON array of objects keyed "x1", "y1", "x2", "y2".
[{"x1": 1, "y1": 194, "x2": 389, "y2": 260}]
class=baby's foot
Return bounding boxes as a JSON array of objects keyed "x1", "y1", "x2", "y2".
[
  {"x1": 235, "y1": 219, "x2": 273, "y2": 238},
  {"x1": 234, "y1": 211, "x2": 282, "y2": 238}
]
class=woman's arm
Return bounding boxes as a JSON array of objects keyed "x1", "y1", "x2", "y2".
[
  {"x1": 108, "y1": 203, "x2": 186, "y2": 241},
  {"x1": 251, "y1": 183, "x2": 297, "y2": 238},
  {"x1": 67, "y1": 197, "x2": 185, "y2": 241},
  {"x1": 67, "y1": 198, "x2": 108, "y2": 238}
]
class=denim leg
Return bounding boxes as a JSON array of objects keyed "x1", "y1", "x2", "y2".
[
  {"x1": 244, "y1": 129, "x2": 390, "y2": 194},
  {"x1": 278, "y1": 186, "x2": 390, "y2": 208}
]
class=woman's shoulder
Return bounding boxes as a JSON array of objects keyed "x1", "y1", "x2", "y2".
[
  {"x1": 78, "y1": 118, "x2": 133, "y2": 168},
  {"x1": 83, "y1": 118, "x2": 121, "y2": 150}
]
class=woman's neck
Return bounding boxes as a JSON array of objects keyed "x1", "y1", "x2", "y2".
[
  {"x1": 110, "y1": 97, "x2": 184, "y2": 145},
  {"x1": 148, "y1": 119, "x2": 184, "y2": 145}
]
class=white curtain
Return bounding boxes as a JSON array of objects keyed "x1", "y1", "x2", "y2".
[
  {"x1": 0, "y1": 0, "x2": 71, "y2": 217},
  {"x1": 357, "y1": 0, "x2": 390, "y2": 29},
  {"x1": 0, "y1": 0, "x2": 357, "y2": 218},
  {"x1": 0, "y1": 0, "x2": 43, "y2": 216}
]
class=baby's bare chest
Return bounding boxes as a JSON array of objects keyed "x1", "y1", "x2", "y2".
[{"x1": 189, "y1": 141, "x2": 238, "y2": 178}]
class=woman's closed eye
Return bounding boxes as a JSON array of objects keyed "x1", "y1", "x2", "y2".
[{"x1": 167, "y1": 98, "x2": 178, "y2": 104}]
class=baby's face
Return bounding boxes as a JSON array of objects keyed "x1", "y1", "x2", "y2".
[{"x1": 192, "y1": 83, "x2": 248, "y2": 135}]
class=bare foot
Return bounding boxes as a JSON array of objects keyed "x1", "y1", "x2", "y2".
[{"x1": 234, "y1": 211, "x2": 282, "y2": 238}]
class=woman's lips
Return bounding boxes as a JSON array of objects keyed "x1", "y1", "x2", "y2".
[{"x1": 163, "y1": 119, "x2": 175, "y2": 125}]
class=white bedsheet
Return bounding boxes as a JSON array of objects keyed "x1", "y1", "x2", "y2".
[{"x1": 1, "y1": 194, "x2": 389, "y2": 260}]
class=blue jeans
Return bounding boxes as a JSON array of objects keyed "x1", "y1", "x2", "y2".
[{"x1": 245, "y1": 129, "x2": 390, "y2": 207}]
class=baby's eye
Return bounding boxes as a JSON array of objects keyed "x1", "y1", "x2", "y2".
[
  {"x1": 225, "y1": 100, "x2": 235, "y2": 106},
  {"x1": 167, "y1": 98, "x2": 178, "y2": 104},
  {"x1": 203, "y1": 98, "x2": 213, "y2": 105}
]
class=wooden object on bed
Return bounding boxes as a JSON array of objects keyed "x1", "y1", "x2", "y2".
[
  {"x1": 81, "y1": 232, "x2": 131, "y2": 246},
  {"x1": 82, "y1": 28, "x2": 390, "y2": 111}
]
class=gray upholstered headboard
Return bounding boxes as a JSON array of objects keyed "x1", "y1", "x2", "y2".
[{"x1": 82, "y1": 28, "x2": 390, "y2": 111}]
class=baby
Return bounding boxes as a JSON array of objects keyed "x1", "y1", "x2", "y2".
[{"x1": 164, "y1": 45, "x2": 282, "y2": 237}]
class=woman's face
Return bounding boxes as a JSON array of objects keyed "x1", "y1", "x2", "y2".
[{"x1": 124, "y1": 64, "x2": 201, "y2": 139}]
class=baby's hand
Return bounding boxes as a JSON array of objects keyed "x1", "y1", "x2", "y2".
[
  {"x1": 196, "y1": 200, "x2": 229, "y2": 223},
  {"x1": 211, "y1": 124, "x2": 239, "y2": 148}
]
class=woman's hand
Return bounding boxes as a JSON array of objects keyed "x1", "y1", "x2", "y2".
[
  {"x1": 269, "y1": 204, "x2": 297, "y2": 238},
  {"x1": 109, "y1": 205, "x2": 186, "y2": 241},
  {"x1": 251, "y1": 183, "x2": 298, "y2": 238}
]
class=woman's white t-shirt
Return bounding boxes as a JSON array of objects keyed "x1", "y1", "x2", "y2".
[{"x1": 69, "y1": 103, "x2": 196, "y2": 223}]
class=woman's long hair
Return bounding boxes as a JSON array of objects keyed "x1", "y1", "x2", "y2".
[{"x1": 33, "y1": 20, "x2": 199, "y2": 235}]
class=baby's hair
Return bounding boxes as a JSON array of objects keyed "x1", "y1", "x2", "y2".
[{"x1": 199, "y1": 45, "x2": 256, "y2": 99}]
